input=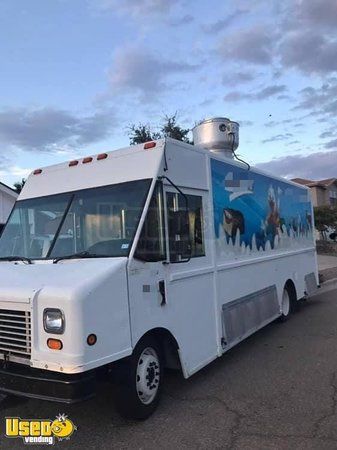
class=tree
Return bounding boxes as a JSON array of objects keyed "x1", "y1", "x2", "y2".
[
  {"x1": 128, "y1": 124, "x2": 161, "y2": 145},
  {"x1": 160, "y1": 113, "x2": 191, "y2": 143},
  {"x1": 13, "y1": 178, "x2": 26, "y2": 194},
  {"x1": 128, "y1": 113, "x2": 191, "y2": 145},
  {"x1": 314, "y1": 206, "x2": 337, "y2": 240}
]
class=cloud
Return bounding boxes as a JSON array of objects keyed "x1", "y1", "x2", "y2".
[
  {"x1": 255, "y1": 85, "x2": 287, "y2": 100},
  {"x1": 320, "y1": 130, "x2": 336, "y2": 139},
  {"x1": 219, "y1": 26, "x2": 276, "y2": 65},
  {"x1": 264, "y1": 121, "x2": 278, "y2": 128},
  {"x1": 224, "y1": 91, "x2": 250, "y2": 102},
  {"x1": 261, "y1": 133, "x2": 293, "y2": 144},
  {"x1": 0, "y1": 165, "x2": 32, "y2": 179},
  {"x1": 279, "y1": 1, "x2": 337, "y2": 75},
  {"x1": 169, "y1": 14, "x2": 194, "y2": 27},
  {"x1": 294, "y1": 79, "x2": 337, "y2": 116},
  {"x1": 256, "y1": 149, "x2": 337, "y2": 180},
  {"x1": 280, "y1": 31, "x2": 337, "y2": 74},
  {"x1": 0, "y1": 154, "x2": 32, "y2": 185},
  {"x1": 325, "y1": 139, "x2": 337, "y2": 149},
  {"x1": 285, "y1": 0, "x2": 337, "y2": 31},
  {"x1": 92, "y1": 0, "x2": 177, "y2": 17},
  {"x1": 0, "y1": 107, "x2": 115, "y2": 153},
  {"x1": 216, "y1": 2, "x2": 337, "y2": 76},
  {"x1": 222, "y1": 71, "x2": 257, "y2": 87},
  {"x1": 202, "y1": 9, "x2": 248, "y2": 34},
  {"x1": 108, "y1": 46, "x2": 197, "y2": 97},
  {"x1": 224, "y1": 84, "x2": 286, "y2": 102},
  {"x1": 264, "y1": 118, "x2": 296, "y2": 128},
  {"x1": 239, "y1": 120, "x2": 254, "y2": 127},
  {"x1": 0, "y1": 154, "x2": 10, "y2": 170}
]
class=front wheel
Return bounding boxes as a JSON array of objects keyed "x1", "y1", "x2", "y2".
[{"x1": 114, "y1": 336, "x2": 163, "y2": 420}]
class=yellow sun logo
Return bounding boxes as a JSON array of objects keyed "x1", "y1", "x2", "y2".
[{"x1": 50, "y1": 414, "x2": 76, "y2": 440}]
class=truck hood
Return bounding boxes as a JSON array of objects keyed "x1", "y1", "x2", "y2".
[{"x1": 0, "y1": 258, "x2": 128, "y2": 304}]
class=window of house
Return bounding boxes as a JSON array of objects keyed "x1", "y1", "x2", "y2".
[
  {"x1": 166, "y1": 192, "x2": 205, "y2": 261},
  {"x1": 134, "y1": 183, "x2": 166, "y2": 261}
]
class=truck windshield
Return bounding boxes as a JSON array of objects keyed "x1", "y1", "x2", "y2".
[{"x1": 0, "y1": 179, "x2": 151, "y2": 260}]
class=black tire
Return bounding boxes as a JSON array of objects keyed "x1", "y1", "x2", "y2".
[
  {"x1": 279, "y1": 283, "x2": 297, "y2": 322},
  {"x1": 114, "y1": 335, "x2": 163, "y2": 420}
]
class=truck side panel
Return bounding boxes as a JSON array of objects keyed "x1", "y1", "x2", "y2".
[
  {"x1": 210, "y1": 156, "x2": 317, "y2": 349},
  {"x1": 128, "y1": 141, "x2": 317, "y2": 379}
]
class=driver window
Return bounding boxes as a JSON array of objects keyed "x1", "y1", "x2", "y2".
[{"x1": 135, "y1": 183, "x2": 166, "y2": 261}]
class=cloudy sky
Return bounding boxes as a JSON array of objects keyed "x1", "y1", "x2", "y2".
[{"x1": 0, "y1": 0, "x2": 337, "y2": 187}]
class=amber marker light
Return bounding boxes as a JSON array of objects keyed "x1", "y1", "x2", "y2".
[
  {"x1": 97, "y1": 153, "x2": 108, "y2": 160},
  {"x1": 47, "y1": 338, "x2": 63, "y2": 350},
  {"x1": 33, "y1": 169, "x2": 43, "y2": 175},
  {"x1": 87, "y1": 334, "x2": 97, "y2": 346},
  {"x1": 144, "y1": 141, "x2": 156, "y2": 150},
  {"x1": 82, "y1": 156, "x2": 93, "y2": 164},
  {"x1": 69, "y1": 160, "x2": 79, "y2": 167}
]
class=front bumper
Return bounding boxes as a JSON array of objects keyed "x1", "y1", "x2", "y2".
[{"x1": 0, "y1": 361, "x2": 96, "y2": 403}]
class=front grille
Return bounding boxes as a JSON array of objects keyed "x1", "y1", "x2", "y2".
[{"x1": 0, "y1": 309, "x2": 31, "y2": 359}]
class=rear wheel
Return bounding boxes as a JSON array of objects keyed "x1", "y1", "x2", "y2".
[
  {"x1": 114, "y1": 335, "x2": 163, "y2": 420},
  {"x1": 279, "y1": 283, "x2": 296, "y2": 321}
]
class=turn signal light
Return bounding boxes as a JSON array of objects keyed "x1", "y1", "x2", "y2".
[
  {"x1": 47, "y1": 338, "x2": 63, "y2": 350},
  {"x1": 144, "y1": 141, "x2": 156, "y2": 150},
  {"x1": 82, "y1": 156, "x2": 93, "y2": 164},
  {"x1": 87, "y1": 334, "x2": 97, "y2": 346}
]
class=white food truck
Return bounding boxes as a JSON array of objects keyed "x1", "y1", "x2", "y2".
[{"x1": 0, "y1": 118, "x2": 317, "y2": 419}]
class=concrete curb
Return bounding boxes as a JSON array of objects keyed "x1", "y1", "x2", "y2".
[{"x1": 314, "y1": 277, "x2": 337, "y2": 296}]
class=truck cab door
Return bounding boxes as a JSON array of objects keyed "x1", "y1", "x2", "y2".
[
  {"x1": 127, "y1": 182, "x2": 168, "y2": 343},
  {"x1": 163, "y1": 186, "x2": 218, "y2": 375},
  {"x1": 127, "y1": 180, "x2": 218, "y2": 377}
]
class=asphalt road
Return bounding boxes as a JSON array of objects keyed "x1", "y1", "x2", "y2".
[{"x1": 2, "y1": 286, "x2": 337, "y2": 450}]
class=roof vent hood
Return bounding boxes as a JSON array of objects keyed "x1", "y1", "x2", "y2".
[{"x1": 192, "y1": 117, "x2": 239, "y2": 159}]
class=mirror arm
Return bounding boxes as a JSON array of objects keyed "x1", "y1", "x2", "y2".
[{"x1": 158, "y1": 176, "x2": 188, "y2": 203}]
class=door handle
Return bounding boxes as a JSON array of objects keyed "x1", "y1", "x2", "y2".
[{"x1": 158, "y1": 280, "x2": 166, "y2": 306}]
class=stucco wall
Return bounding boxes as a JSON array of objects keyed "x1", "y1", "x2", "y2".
[
  {"x1": 328, "y1": 185, "x2": 337, "y2": 206},
  {"x1": 311, "y1": 187, "x2": 327, "y2": 207}
]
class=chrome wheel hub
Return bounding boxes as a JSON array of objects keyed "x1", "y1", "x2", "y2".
[{"x1": 136, "y1": 347, "x2": 160, "y2": 405}]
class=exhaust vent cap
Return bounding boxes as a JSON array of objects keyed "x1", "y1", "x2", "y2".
[{"x1": 192, "y1": 117, "x2": 239, "y2": 159}]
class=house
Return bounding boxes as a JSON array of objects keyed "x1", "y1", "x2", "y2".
[
  {"x1": 291, "y1": 178, "x2": 337, "y2": 207},
  {"x1": 0, "y1": 182, "x2": 18, "y2": 232}
]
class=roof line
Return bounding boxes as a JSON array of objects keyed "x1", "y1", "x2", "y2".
[{"x1": 0, "y1": 181, "x2": 18, "y2": 194}]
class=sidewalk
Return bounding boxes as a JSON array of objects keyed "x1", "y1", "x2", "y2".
[{"x1": 317, "y1": 254, "x2": 337, "y2": 283}]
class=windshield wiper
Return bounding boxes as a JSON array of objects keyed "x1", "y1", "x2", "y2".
[
  {"x1": 53, "y1": 251, "x2": 108, "y2": 264},
  {"x1": 0, "y1": 256, "x2": 33, "y2": 264}
]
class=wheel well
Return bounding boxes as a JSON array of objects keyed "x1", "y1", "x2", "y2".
[
  {"x1": 284, "y1": 279, "x2": 297, "y2": 302},
  {"x1": 138, "y1": 328, "x2": 182, "y2": 371}
]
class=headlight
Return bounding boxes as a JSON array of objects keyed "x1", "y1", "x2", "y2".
[{"x1": 43, "y1": 309, "x2": 65, "y2": 334}]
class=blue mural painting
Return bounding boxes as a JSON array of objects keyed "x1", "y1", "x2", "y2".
[{"x1": 211, "y1": 158, "x2": 313, "y2": 253}]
